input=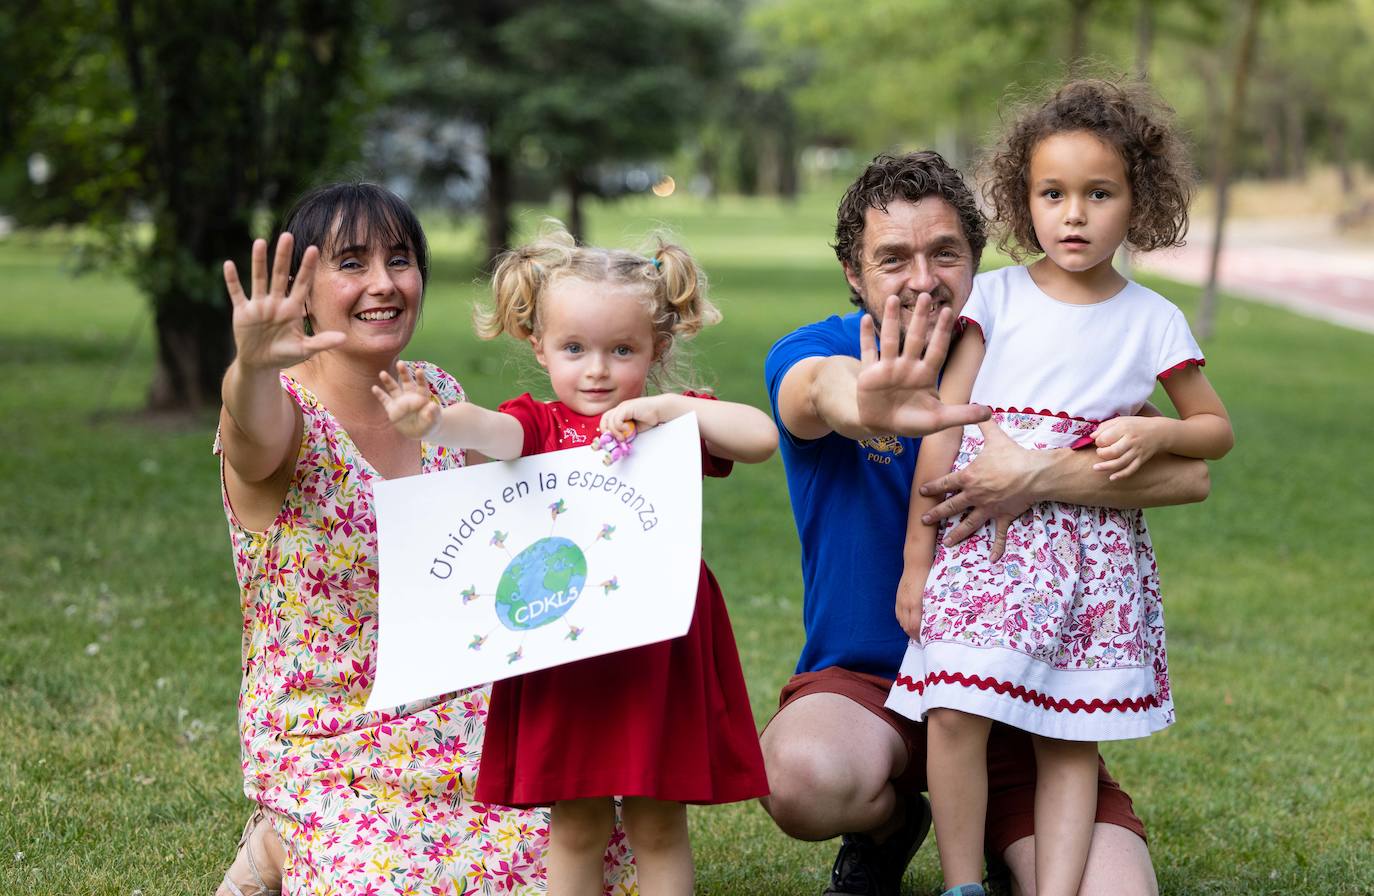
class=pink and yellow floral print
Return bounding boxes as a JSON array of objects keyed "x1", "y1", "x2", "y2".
[{"x1": 216, "y1": 363, "x2": 637, "y2": 895}]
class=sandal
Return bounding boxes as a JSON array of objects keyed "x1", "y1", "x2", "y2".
[{"x1": 219, "y1": 808, "x2": 282, "y2": 896}]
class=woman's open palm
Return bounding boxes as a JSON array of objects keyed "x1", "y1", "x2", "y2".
[{"x1": 223, "y1": 233, "x2": 345, "y2": 369}]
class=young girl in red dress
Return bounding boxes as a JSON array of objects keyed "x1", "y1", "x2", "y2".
[{"x1": 373, "y1": 221, "x2": 773, "y2": 895}]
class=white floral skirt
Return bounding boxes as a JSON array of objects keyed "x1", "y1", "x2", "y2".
[{"x1": 885, "y1": 412, "x2": 1174, "y2": 741}]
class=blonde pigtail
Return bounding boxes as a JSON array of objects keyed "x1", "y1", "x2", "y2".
[
  {"x1": 475, "y1": 221, "x2": 579, "y2": 340},
  {"x1": 638, "y1": 239, "x2": 720, "y2": 394},
  {"x1": 651, "y1": 241, "x2": 721, "y2": 339}
]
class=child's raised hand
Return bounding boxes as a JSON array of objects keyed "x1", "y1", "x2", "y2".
[
  {"x1": 895, "y1": 566, "x2": 928, "y2": 640},
  {"x1": 600, "y1": 396, "x2": 667, "y2": 440},
  {"x1": 372, "y1": 361, "x2": 439, "y2": 440},
  {"x1": 1092, "y1": 415, "x2": 1164, "y2": 480},
  {"x1": 224, "y1": 234, "x2": 345, "y2": 370}
]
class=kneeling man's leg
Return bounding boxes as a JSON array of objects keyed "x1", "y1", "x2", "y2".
[
  {"x1": 986, "y1": 726, "x2": 1156, "y2": 896},
  {"x1": 760, "y1": 669, "x2": 914, "y2": 839},
  {"x1": 760, "y1": 668, "x2": 931, "y2": 896}
]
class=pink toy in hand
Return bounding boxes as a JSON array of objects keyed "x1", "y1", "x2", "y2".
[{"x1": 593, "y1": 423, "x2": 636, "y2": 465}]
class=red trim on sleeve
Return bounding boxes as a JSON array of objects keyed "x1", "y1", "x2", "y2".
[
  {"x1": 957, "y1": 316, "x2": 984, "y2": 339},
  {"x1": 1157, "y1": 358, "x2": 1205, "y2": 380}
]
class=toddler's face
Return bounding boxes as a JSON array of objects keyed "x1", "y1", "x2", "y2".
[
  {"x1": 1028, "y1": 130, "x2": 1133, "y2": 277},
  {"x1": 532, "y1": 277, "x2": 658, "y2": 417}
]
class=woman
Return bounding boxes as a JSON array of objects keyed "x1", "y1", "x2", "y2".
[{"x1": 213, "y1": 183, "x2": 636, "y2": 895}]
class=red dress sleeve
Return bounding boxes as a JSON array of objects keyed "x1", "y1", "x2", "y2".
[
  {"x1": 496, "y1": 393, "x2": 553, "y2": 457},
  {"x1": 681, "y1": 390, "x2": 733, "y2": 479}
]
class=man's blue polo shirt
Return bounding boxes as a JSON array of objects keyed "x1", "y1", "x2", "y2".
[{"x1": 764, "y1": 310, "x2": 921, "y2": 678}]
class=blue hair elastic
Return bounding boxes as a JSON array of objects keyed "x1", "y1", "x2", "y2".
[{"x1": 649, "y1": 256, "x2": 662, "y2": 270}]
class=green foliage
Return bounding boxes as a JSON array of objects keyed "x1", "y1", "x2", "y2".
[
  {"x1": 745, "y1": 0, "x2": 1374, "y2": 180},
  {"x1": 3, "y1": 193, "x2": 1373, "y2": 893},
  {"x1": 494, "y1": 0, "x2": 728, "y2": 175},
  {"x1": 0, "y1": 1, "x2": 368, "y2": 410},
  {"x1": 378, "y1": 0, "x2": 733, "y2": 249}
]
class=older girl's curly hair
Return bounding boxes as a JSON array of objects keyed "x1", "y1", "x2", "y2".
[
  {"x1": 477, "y1": 220, "x2": 721, "y2": 393},
  {"x1": 982, "y1": 78, "x2": 1194, "y2": 261}
]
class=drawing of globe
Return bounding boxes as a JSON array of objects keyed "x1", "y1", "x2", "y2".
[{"x1": 494, "y1": 536, "x2": 588, "y2": 631}]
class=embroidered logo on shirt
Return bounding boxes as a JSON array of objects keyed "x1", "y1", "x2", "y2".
[{"x1": 858, "y1": 434, "x2": 903, "y2": 466}]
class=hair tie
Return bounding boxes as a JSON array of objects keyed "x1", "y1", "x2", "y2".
[{"x1": 649, "y1": 256, "x2": 662, "y2": 270}]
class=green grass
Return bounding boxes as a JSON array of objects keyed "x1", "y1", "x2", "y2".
[{"x1": 2, "y1": 191, "x2": 1372, "y2": 895}]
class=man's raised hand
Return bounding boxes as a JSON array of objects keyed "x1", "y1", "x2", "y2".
[
  {"x1": 855, "y1": 293, "x2": 989, "y2": 437},
  {"x1": 224, "y1": 234, "x2": 345, "y2": 370}
]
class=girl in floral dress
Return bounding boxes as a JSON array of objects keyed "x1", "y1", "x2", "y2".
[
  {"x1": 215, "y1": 185, "x2": 635, "y2": 896},
  {"x1": 884, "y1": 80, "x2": 1234, "y2": 896},
  {"x1": 374, "y1": 221, "x2": 772, "y2": 896}
]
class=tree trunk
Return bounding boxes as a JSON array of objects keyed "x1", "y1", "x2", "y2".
[
  {"x1": 1199, "y1": 0, "x2": 1263, "y2": 341},
  {"x1": 697, "y1": 144, "x2": 719, "y2": 201},
  {"x1": 565, "y1": 170, "x2": 585, "y2": 244},
  {"x1": 113, "y1": 0, "x2": 357, "y2": 414},
  {"x1": 736, "y1": 130, "x2": 759, "y2": 196},
  {"x1": 1134, "y1": 0, "x2": 1154, "y2": 81},
  {"x1": 484, "y1": 146, "x2": 514, "y2": 266},
  {"x1": 1264, "y1": 105, "x2": 1284, "y2": 179},
  {"x1": 1286, "y1": 99, "x2": 1306, "y2": 178},
  {"x1": 147, "y1": 288, "x2": 236, "y2": 411},
  {"x1": 1067, "y1": 0, "x2": 1093, "y2": 69},
  {"x1": 1333, "y1": 116, "x2": 1353, "y2": 195},
  {"x1": 776, "y1": 112, "x2": 799, "y2": 202}
]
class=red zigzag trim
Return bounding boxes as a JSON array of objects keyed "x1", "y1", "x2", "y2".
[
  {"x1": 893, "y1": 672, "x2": 1160, "y2": 714},
  {"x1": 1157, "y1": 358, "x2": 1205, "y2": 380}
]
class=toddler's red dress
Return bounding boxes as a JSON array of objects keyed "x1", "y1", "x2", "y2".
[{"x1": 474, "y1": 393, "x2": 769, "y2": 808}]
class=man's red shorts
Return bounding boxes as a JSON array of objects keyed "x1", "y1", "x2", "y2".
[{"x1": 771, "y1": 666, "x2": 1147, "y2": 857}]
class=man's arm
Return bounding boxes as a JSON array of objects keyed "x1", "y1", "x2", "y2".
[
  {"x1": 920, "y1": 420, "x2": 1210, "y2": 553},
  {"x1": 776, "y1": 354, "x2": 869, "y2": 441}
]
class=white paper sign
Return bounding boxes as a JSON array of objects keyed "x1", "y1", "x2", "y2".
[{"x1": 366, "y1": 413, "x2": 703, "y2": 711}]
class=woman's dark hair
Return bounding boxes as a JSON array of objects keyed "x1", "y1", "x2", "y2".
[
  {"x1": 833, "y1": 151, "x2": 987, "y2": 308},
  {"x1": 983, "y1": 78, "x2": 1194, "y2": 261},
  {"x1": 272, "y1": 182, "x2": 429, "y2": 288}
]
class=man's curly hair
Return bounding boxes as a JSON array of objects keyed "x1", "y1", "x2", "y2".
[
  {"x1": 982, "y1": 78, "x2": 1194, "y2": 262},
  {"x1": 834, "y1": 151, "x2": 987, "y2": 307}
]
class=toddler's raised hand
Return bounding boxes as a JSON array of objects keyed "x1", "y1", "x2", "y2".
[
  {"x1": 1092, "y1": 415, "x2": 1163, "y2": 480},
  {"x1": 373, "y1": 362, "x2": 439, "y2": 440}
]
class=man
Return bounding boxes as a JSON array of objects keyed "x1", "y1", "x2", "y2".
[{"x1": 760, "y1": 151, "x2": 1206, "y2": 896}]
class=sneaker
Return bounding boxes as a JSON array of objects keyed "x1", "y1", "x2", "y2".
[
  {"x1": 939, "y1": 886, "x2": 986, "y2": 896},
  {"x1": 823, "y1": 795, "x2": 933, "y2": 896}
]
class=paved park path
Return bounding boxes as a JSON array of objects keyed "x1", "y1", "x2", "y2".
[{"x1": 1135, "y1": 215, "x2": 1374, "y2": 334}]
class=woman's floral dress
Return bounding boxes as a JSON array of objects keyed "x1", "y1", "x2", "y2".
[{"x1": 215, "y1": 363, "x2": 637, "y2": 895}]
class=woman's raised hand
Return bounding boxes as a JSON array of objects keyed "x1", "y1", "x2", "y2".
[
  {"x1": 223, "y1": 234, "x2": 345, "y2": 370},
  {"x1": 373, "y1": 362, "x2": 440, "y2": 440}
]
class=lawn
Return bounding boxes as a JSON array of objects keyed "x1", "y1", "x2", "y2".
[{"x1": 1, "y1": 191, "x2": 1371, "y2": 895}]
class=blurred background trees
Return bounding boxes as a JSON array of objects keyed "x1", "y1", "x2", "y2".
[{"x1": 3, "y1": 0, "x2": 1372, "y2": 412}]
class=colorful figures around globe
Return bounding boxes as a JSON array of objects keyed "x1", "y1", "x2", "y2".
[{"x1": 593, "y1": 424, "x2": 637, "y2": 466}]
